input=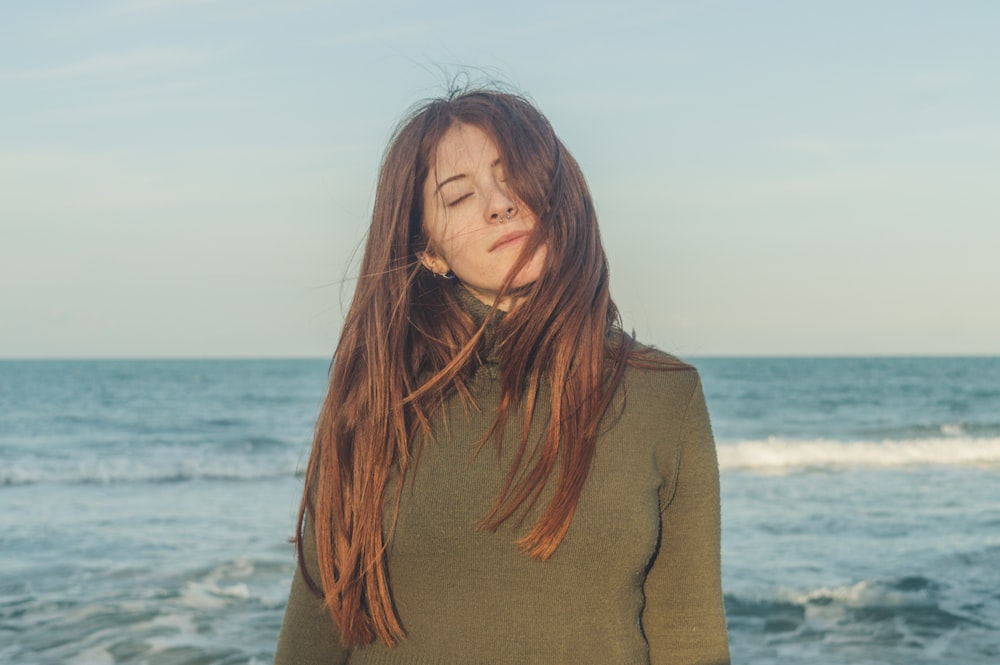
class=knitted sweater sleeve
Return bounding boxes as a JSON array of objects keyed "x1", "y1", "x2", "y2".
[
  {"x1": 273, "y1": 519, "x2": 351, "y2": 665},
  {"x1": 643, "y1": 375, "x2": 730, "y2": 665}
]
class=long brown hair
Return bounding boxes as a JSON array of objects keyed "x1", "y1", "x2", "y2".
[{"x1": 296, "y1": 88, "x2": 680, "y2": 646}]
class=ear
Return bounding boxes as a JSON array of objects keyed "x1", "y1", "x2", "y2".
[{"x1": 416, "y1": 247, "x2": 450, "y2": 275}]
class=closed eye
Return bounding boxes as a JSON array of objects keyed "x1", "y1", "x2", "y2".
[{"x1": 447, "y1": 193, "x2": 473, "y2": 207}]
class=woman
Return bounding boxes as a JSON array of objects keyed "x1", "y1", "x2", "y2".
[{"x1": 274, "y1": 89, "x2": 730, "y2": 665}]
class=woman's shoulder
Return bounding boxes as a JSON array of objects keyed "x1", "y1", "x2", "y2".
[
  {"x1": 620, "y1": 338, "x2": 701, "y2": 398},
  {"x1": 619, "y1": 338, "x2": 701, "y2": 415},
  {"x1": 601, "y1": 339, "x2": 709, "y2": 460}
]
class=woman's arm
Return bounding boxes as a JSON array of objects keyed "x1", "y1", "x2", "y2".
[
  {"x1": 273, "y1": 520, "x2": 351, "y2": 665},
  {"x1": 643, "y1": 376, "x2": 730, "y2": 665}
]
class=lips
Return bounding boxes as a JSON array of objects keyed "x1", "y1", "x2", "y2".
[{"x1": 489, "y1": 231, "x2": 530, "y2": 252}]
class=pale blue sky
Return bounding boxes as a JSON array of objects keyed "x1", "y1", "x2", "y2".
[{"x1": 2, "y1": 0, "x2": 998, "y2": 357}]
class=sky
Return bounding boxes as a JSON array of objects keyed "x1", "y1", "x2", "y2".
[{"x1": 2, "y1": 0, "x2": 998, "y2": 358}]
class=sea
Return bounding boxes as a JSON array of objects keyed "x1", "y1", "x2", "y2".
[{"x1": 1, "y1": 357, "x2": 998, "y2": 664}]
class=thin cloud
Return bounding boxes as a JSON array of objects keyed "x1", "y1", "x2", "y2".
[
  {"x1": 0, "y1": 145, "x2": 351, "y2": 216},
  {"x1": 916, "y1": 125, "x2": 1000, "y2": 146},
  {"x1": 109, "y1": 0, "x2": 228, "y2": 15},
  {"x1": 0, "y1": 48, "x2": 225, "y2": 82},
  {"x1": 774, "y1": 136, "x2": 863, "y2": 157},
  {"x1": 901, "y1": 71, "x2": 971, "y2": 92},
  {"x1": 326, "y1": 22, "x2": 431, "y2": 46},
  {"x1": 109, "y1": 0, "x2": 330, "y2": 18}
]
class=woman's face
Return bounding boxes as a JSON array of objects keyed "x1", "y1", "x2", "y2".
[{"x1": 420, "y1": 123, "x2": 546, "y2": 311}]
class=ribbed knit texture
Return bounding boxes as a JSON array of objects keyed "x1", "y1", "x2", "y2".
[{"x1": 275, "y1": 292, "x2": 730, "y2": 665}]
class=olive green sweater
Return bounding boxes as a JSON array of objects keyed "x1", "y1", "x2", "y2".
[{"x1": 275, "y1": 301, "x2": 729, "y2": 665}]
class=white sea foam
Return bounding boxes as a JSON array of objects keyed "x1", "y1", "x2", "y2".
[
  {"x1": 772, "y1": 576, "x2": 970, "y2": 651},
  {"x1": 178, "y1": 580, "x2": 251, "y2": 609},
  {"x1": 717, "y1": 436, "x2": 1000, "y2": 471},
  {"x1": 66, "y1": 646, "x2": 114, "y2": 665},
  {"x1": 0, "y1": 455, "x2": 303, "y2": 487},
  {"x1": 143, "y1": 614, "x2": 199, "y2": 655},
  {"x1": 176, "y1": 558, "x2": 256, "y2": 609},
  {"x1": 788, "y1": 578, "x2": 937, "y2": 609},
  {"x1": 940, "y1": 423, "x2": 966, "y2": 437}
]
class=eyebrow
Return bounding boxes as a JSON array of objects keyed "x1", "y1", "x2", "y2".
[{"x1": 433, "y1": 158, "x2": 503, "y2": 195}]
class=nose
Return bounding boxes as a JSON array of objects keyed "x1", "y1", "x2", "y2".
[
  {"x1": 488, "y1": 185, "x2": 517, "y2": 224},
  {"x1": 490, "y1": 206, "x2": 515, "y2": 223}
]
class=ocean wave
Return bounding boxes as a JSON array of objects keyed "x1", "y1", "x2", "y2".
[
  {"x1": 0, "y1": 457, "x2": 305, "y2": 487},
  {"x1": 717, "y1": 436, "x2": 1000, "y2": 471},
  {"x1": 1, "y1": 555, "x2": 289, "y2": 665},
  {"x1": 725, "y1": 575, "x2": 986, "y2": 648},
  {"x1": 852, "y1": 420, "x2": 1000, "y2": 440}
]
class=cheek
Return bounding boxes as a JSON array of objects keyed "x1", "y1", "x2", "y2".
[
  {"x1": 437, "y1": 232, "x2": 466, "y2": 266},
  {"x1": 423, "y1": 216, "x2": 455, "y2": 260},
  {"x1": 533, "y1": 246, "x2": 549, "y2": 274},
  {"x1": 516, "y1": 245, "x2": 549, "y2": 284},
  {"x1": 439, "y1": 224, "x2": 483, "y2": 263}
]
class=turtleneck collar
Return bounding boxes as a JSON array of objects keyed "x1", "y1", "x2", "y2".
[{"x1": 454, "y1": 285, "x2": 506, "y2": 366}]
